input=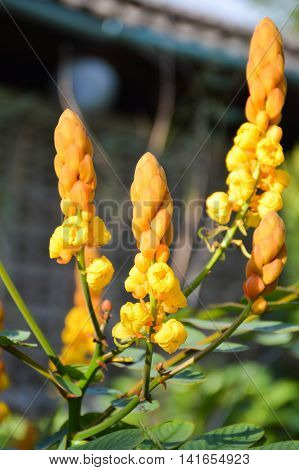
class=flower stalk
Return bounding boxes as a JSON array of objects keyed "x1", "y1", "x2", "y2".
[
  {"x1": 140, "y1": 294, "x2": 157, "y2": 401},
  {"x1": 183, "y1": 202, "x2": 249, "y2": 297},
  {"x1": 73, "y1": 301, "x2": 252, "y2": 441},
  {"x1": 0, "y1": 260, "x2": 64, "y2": 373},
  {"x1": 76, "y1": 249, "x2": 103, "y2": 348}
]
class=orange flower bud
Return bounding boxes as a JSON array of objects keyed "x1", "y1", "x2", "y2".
[
  {"x1": 243, "y1": 274, "x2": 265, "y2": 301},
  {"x1": 245, "y1": 18, "x2": 285, "y2": 126},
  {"x1": 131, "y1": 153, "x2": 173, "y2": 258},
  {"x1": 244, "y1": 211, "x2": 286, "y2": 300},
  {"x1": 252, "y1": 296, "x2": 268, "y2": 315},
  {"x1": 155, "y1": 244, "x2": 170, "y2": 263},
  {"x1": 53, "y1": 109, "x2": 97, "y2": 215},
  {"x1": 101, "y1": 299, "x2": 112, "y2": 313}
]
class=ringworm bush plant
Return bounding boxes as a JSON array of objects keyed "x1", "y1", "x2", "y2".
[{"x1": 0, "y1": 17, "x2": 299, "y2": 450}]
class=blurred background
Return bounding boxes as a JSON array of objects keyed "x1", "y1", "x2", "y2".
[{"x1": 1, "y1": 0, "x2": 299, "y2": 448}]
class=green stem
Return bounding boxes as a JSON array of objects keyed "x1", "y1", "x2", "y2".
[
  {"x1": 74, "y1": 396, "x2": 140, "y2": 441},
  {"x1": 141, "y1": 341, "x2": 154, "y2": 400},
  {"x1": 1, "y1": 344, "x2": 54, "y2": 382},
  {"x1": 79, "y1": 343, "x2": 101, "y2": 392},
  {"x1": 162, "y1": 301, "x2": 252, "y2": 378},
  {"x1": 76, "y1": 249, "x2": 103, "y2": 347},
  {"x1": 0, "y1": 261, "x2": 63, "y2": 372},
  {"x1": 140, "y1": 293, "x2": 157, "y2": 401},
  {"x1": 67, "y1": 397, "x2": 82, "y2": 438},
  {"x1": 183, "y1": 203, "x2": 249, "y2": 297},
  {"x1": 73, "y1": 302, "x2": 252, "y2": 441}
]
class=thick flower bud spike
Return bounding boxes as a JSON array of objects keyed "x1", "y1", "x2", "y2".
[
  {"x1": 54, "y1": 109, "x2": 95, "y2": 216},
  {"x1": 131, "y1": 152, "x2": 173, "y2": 260},
  {"x1": 243, "y1": 211, "x2": 287, "y2": 302},
  {"x1": 50, "y1": 109, "x2": 111, "y2": 264},
  {"x1": 206, "y1": 18, "x2": 288, "y2": 228},
  {"x1": 246, "y1": 18, "x2": 285, "y2": 129}
]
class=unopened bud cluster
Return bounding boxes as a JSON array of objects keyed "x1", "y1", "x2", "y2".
[
  {"x1": 243, "y1": 211, "x2": 287, "y2": 314},
  {"x1": 206, "y1": 18, "x2": 289, "y2": 228}
]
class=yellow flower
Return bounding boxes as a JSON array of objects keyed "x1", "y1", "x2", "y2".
[
  {"x1": 0, "y1": 374, "x2": 9, "y2": 392},
  {"x1": 153, "y1": 319, "x2": 188, "y2": 354},
  {"x1": 257, "y1": 191, "x2": 283, "y2": 218},
  {"x1": 206, "y1": 192, "x2": 232, "y2": 224},
  {"x1": 125, "y1": 265, "x2": 149, "y2": 299},
  {"x1": 88, "y1": 216, "x2": 111, "y2": 247},
  {"x1": 260, "y1": 169, "x2": 290, "y2": 193},
  {"x1": 49, "y1": 216, "x2": 88, "y2": 264},
  {"x1": 226, "y1": 146, "x2": 251, "y2": 172},
  {"x1": 162, "y1": 280, "x2": 187, "y2": 314},
  {"x1": 86, "y1": 256, "x2": 114, "y2": 292},
  {"x1": 61, "y1": 306, "x2": 95, "y2": 364},
  {"x1": 134, "y1": 253, "x2": 151, "y2": 273},
  {"x1": 0, "y1": 362, "x2": 10, "y2": 391},
  {"x1": 256, "y1": 138, "x2": 284, "y2": 167},
  {"x1": 246, "y1": 210, "x2": 261, "y2": 228},
  {"x1": 0, "y1": 402, "x2": 9, "y2": 423},
  {"x1": 112, "y1": 322, "x2": 134, "y2": 341},
  {"x1": 227, "y1": 168, "x2": 255, "y2": 207},
  {"x1": 234, "y1": 122, "x2": 260, "y2": 151},
  {"x1": 147, "y1": 262, "x2": 176, "y2": 300},
  {"x1": 49, "y1": 226, "x2": 73, "y2": 264},
  {"x1": 62, "y1": 216, "x2": 89, "y2": 247},
  {"x1": 120, "y1": 301, "x2": 153, "y2": 335}
]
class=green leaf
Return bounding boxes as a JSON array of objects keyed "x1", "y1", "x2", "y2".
[
  {"x1": 53, "y1": 375, "x2": 82, "y2": 397},
  {"x1": 60, "y1": 364, "x2": 86, "y2": 380},
  {"x1": 256, "y1": 441, "x2": 299, "y2": 450},
  {"x1": 111, "y1": 348, "x2": 145, "y2": 368},
  {"x1": 70, "y1": 429, "x2": 144, "y2": 450},
  {"x1": 168, "y1": 368, "x2": 205, "y2": 385},
  {"x1": 112, "y1": 397, "x2": 159, "y2": 414},
  {"x1": 180, "y1": 423, "x2": 264, "y2": 450},
  {"x1": 0, "y1": 330, "x2": 31, "y2": 341},
  {"x1": 255, "y1": 333, "x2": 293, "y2": 346},
  {"x1": 112, "y1": 349, "x2": 165, "y2": 371},
  {"x1": 138, "y1": 422, "x2": 164, "y2": 450},
  {"x1": 180, "y1": 326, "x2": 206, "y2": 348},
  {"x1": 57, "y1": 435, "x2": 67, "y2": 450},
  {"x1": 36, "y1": 429, "x2": 67, "y2": 450},
  {"x1": 196, "y1": 304, "x2": 245, "y2": 319},
  {"x1": 151, "y1": 420, "x2": 195, "y2": 449},
  {"x1": 184, "y1": 319, "x2": 299, "y2": 335},
  {"x1": 0, "y1": 330, "x2": 37, "y2": 347},
  {"x1": 85, "y1": 386, "x2": 121, "y2": 397},
  {"x1": 185, "y1": 342, "x2": 248, "y2": 353}
]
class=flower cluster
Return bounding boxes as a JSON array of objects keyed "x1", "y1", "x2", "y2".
[
  {"x1": 113, "y1": 153, "x2": 187, "y2": 354},
  {"x1": 49, "y1": 109, "x2": 111, "y2": 264},
  {"x1": 60, "y1": 248, "x2": 104, "y2": 364},
  {"x1": 206, "y1": 18, "x2": 289, "y2": 228},
  {"x1": 243, "y1": 211, "x2": 287, "y2": 314},
  {"x1": 0, "y1": 302, "x2": 10, "y2": 423}
]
